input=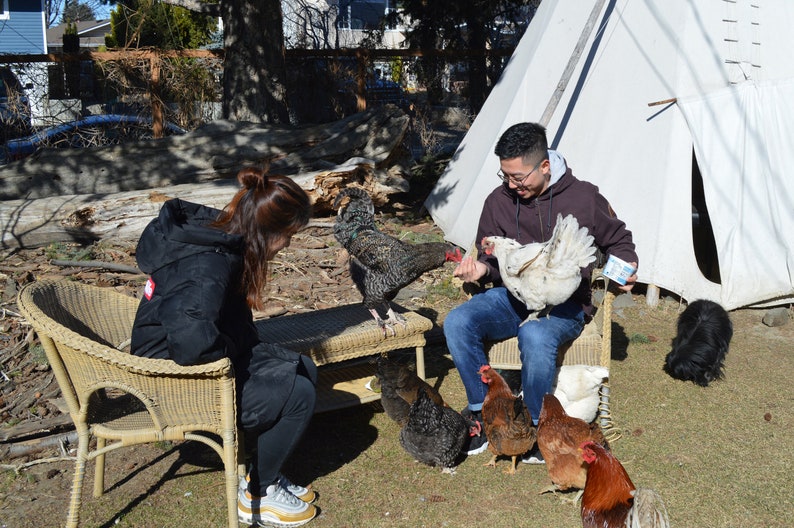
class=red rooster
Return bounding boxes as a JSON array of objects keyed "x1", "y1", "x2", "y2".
[
  {"x1": 478, "y1": 365, "x2": 536, "y2": 474},
  {"x1": 580, "y1": 441, "x2": 670, "y2": 528}
]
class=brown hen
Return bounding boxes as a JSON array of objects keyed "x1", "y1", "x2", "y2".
[
  {"x1": 537, "y1": 393, "x2": 609, "y2": 497},
  {"x1": 478, "y1": 365, "x2": 536, "y2": 474}
]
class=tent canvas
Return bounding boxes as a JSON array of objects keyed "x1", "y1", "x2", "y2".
[{"x1": 424, "y1": 0, "x2": 794, "y2": 310}]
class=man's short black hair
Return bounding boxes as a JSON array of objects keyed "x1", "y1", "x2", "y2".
[{"x1": 494, "y1": 122, "x2": 548, "y2": 162}]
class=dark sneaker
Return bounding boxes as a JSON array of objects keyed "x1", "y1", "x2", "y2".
[
  {"x1": 460, "y1": 407, "x2": 476, "y2": 421},
  {"x1": 521, "y1": 444, "x2": 545, "y2": 464},
  {"x1": 462, "y1": 430, "x2": 489, "y2": 455},
  {"x1": 460, "y1": 408, "x2": 488, "y2": 455}
]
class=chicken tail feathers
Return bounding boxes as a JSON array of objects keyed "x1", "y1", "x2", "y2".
[
  {"x1": 626, "y1": 488, "x2": 671, "y2": 528},
  {"x1": 513, "y1": 394, "x2": 533, "y2": 423},
  {"x1": 542, "y1": 213, "x2": 597, "y2": 270}
]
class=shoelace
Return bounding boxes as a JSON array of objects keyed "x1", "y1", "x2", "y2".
[
  {"x1": 271, "y1": 483, "x2": 303, "y2": 507},
  {"x1": 278, "y1": 474, "x2": 296, "y2": 490}
]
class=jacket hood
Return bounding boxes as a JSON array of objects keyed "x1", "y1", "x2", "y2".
[
  {"x1": 547, "y1": 149, "x2": 566, "y2": 186},
  {"x1": 136, "y1": 198, "x2": 244, "y2": 274}
]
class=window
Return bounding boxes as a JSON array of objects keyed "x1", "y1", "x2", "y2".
[
  {"x1": 337, "y1": 0, "x2": 397, "y2": 30},
  {"x1": 0, "y1": 0, "x2": 10, "y2": 21}
]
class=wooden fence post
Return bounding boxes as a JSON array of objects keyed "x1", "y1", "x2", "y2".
[
  {"x1": 355, "y1": 48, "x2": 369, "y2": 112},
  {"x1": 149, "y1": 51, "x2": 164, "y2": 139}
]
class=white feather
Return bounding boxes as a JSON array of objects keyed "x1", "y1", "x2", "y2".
[{"x1": 552, "y1": 365, "x2": 608, "y2": 422}]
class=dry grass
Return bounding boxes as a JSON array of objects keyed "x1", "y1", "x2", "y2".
[{"x1": 2, "y1": 295, "x2": 792, "y2": 527}]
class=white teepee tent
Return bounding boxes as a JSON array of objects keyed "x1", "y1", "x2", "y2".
[{"x1": 424, "y1": 0, "x2": 794, "y2": 310}]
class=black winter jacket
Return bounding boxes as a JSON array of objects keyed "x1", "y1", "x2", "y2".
[{"x1": 131, "y1": 198, "x2": 309, "y2": 430}]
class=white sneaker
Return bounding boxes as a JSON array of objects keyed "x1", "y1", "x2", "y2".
[
  {"x1": 239, "y1": 472, "x2": 317, "y2": 503},
  {"x1": 238, "y1": 484, "x2": 317, "y2": 527},
  {"x1": 278, "y1": 474, "x2": 316, "y2": 503}
]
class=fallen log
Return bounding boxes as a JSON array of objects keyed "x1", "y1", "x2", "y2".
[
  {"x1": 1, "y1": 159, "x2": 408, "y2": 249},
  {"x1": 0, "y1": 430, "x2": 77, "y2": 461},
  {"x1": 0, "y1": 105, "x2": 410, "y2": 201},
  {"x1": 0, "y1": 413, "x2": 74, "y2": 443}
]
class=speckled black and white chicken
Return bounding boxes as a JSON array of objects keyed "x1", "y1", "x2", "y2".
[
  {"x1": 399, "y1": 386, "x2": 481, "y2": 475},
  {"x1": 375, "y1": 355, "x2": 445, "y2": 427},
  {"x1": 333, "y1": 187, "x2": 462, "y2": 334}
]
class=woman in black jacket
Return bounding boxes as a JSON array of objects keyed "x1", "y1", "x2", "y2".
[{"x1": 131, "y1": 167, "x2": 318, "y2": 527}]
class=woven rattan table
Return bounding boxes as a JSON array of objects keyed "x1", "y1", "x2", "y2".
[{"x1": 255, "y1": 303, "x2": 433, "y2": 413}]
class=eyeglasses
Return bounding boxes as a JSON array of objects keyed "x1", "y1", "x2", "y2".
[{"x1": 496, "y1": 159, "x2": 544, "y2": 188}]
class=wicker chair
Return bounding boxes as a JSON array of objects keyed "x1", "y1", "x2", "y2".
[
  {"x1": 17, "y1": 280, "x2": 242, "y2": 528},
  {"x1": 482, "y1": 280, "x2": 620, "y2": 440}
]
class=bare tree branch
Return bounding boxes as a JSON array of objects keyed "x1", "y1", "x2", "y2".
[{"x1": 158, "y1": 0, "x2": 221, "y2": 17}]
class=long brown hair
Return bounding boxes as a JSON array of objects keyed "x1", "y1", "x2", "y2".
[{"x1": 213, "y1": 167, "x2": 312, "y2": 309}]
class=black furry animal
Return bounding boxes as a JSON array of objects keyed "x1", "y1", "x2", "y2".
[
  {"x1": 399, "y1": 386, "x2": 479, "y2": 474},
  {"x1": 333, "y1": 187, "x2": 462, "y2": 334},
  {"x1": 664, "y1": 300, "x2": 732, "y2": 386}
]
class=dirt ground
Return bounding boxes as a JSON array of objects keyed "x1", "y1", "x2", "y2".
[{"x1": 1, "y1": 190, "x2": 792, "y2": 527}]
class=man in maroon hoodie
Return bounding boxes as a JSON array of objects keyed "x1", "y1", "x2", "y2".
[{"x1": 444, "y1": 122, "x2": 638, "y2": 461}]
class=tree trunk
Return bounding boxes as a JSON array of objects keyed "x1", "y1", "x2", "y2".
[
  {"x1": 466, "y1": 11, "x2": 488, "y2": 113},
  {"x1": 222, "y1": 0, "x2": 290, "y2": 123}
]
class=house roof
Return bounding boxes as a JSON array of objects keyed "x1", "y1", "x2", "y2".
[{"x1": 47, "y1": 20, "x2": 111, "y2": 50}]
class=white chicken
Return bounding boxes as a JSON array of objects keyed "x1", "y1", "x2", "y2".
[
  {"x1": 553, "y1": 365, "x2": 609, "y2": 423},
  {"x1": 482, "y1": 213, "x2": 597, "y2": 325}
]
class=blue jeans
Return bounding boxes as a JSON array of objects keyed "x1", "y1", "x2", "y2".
[{"x1": 443, "y1": 287, "x2": 585, "y2": 424}]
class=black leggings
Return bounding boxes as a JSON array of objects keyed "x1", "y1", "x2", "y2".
[{"x1": 247, "y1": 355, "x2": 317, "y2": 496}]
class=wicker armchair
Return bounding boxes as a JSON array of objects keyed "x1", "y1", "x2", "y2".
[
  {"x1": 482, "y1": 280, "x2": 620, "y2": 440},
  {"x1": 17, "y1": 280, "x2": 242, "y2": 528}
]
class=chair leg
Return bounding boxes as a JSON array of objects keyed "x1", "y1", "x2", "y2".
[
  {"x1": 66, "y1": 429, "x2": 90, "y2": 528},
  {"x1": 93, "y1": 437, "x2": 106, "y2": 497},
  {"x1": 415, "y1": 345, "x2": 426, "y2": 380},
  {"x1": 225, "y1": 434, "x2": 241, "y2": 528}
]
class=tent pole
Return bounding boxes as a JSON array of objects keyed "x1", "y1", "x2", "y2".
[{"x1": 539, "y1": 0, "x2": 608, "y2": 127}]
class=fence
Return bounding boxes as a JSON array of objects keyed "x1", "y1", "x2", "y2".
[{"x1": 0, "y1": 47, "x2": 513, "y2": 137}]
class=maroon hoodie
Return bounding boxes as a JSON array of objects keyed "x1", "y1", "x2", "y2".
[{"x1": 475, "y1": 167, "x2": 638, "y2": 315}]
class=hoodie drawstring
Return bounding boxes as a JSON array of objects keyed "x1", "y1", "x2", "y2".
[
  {"x1": 547, "y1": 186, "x2": 554, "y2": 232},
  {"x1": 515, "y1": 196, "x2": 521, "y2": 239}
]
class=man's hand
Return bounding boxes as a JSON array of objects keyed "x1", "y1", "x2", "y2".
[
  {"x1": 453, "y1": 255, "x2": 488, "y2": 283},
  {"x1": 618, "y1": 262, "x2": 638, "y2": 292}
]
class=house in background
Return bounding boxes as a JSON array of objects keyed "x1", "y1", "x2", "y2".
[
  {"x1": 283, "y1": 0, "x2": 407, "y2": 88},
  {"x1": 0, "y1": 0, "x2": 47, "y2": 54},
  {"x1": 283, "y1": 0, "x2": 405, "y2": 50},
  {"x1": 46, "y1": 19, "x2": 111, "y2": 53},
  {"x1": 0, "y1": 0, "x2": 49, "y2": 128}
]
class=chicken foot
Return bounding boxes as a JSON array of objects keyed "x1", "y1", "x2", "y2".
[
  {"x1": 369, "y1": 305, "x2": 408, "y2": 336},
  {"x1": 539, "y1": 485, "x2": 583, "y2": 504}
]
